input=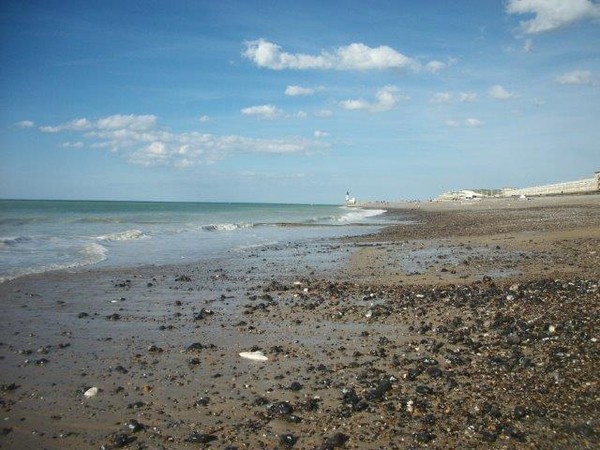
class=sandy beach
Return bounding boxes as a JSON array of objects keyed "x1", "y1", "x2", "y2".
[{"x1": 1, "y1": 194, "x2": 599, "y2": 449}]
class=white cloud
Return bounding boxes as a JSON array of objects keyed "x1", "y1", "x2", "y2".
[
  {"x1": 95, "y1": 114, "x2": 156, "y2": 131},
  {"x1": 40, "y1": 118, "x2": 92, "y2": 133},
  {"x1": 340, "y1": 86, "x2": 406, "y2": 113},
  {"x1": 431, "y1": 92, "x2": 453, "y2": 103},
  {"x1": 243, "y1": 39, "x2": 423, "y2": 71},
  {"x1": 459, "y1": 92, "x2": 478, "y2": 102},
  {"x1": 446, "y1": 118, "x2": 485, "y2": 128},
  {"x1": 340, "y1": 99, "x2": 371, "y2": 111},
  {"x1": 506, "y1": 0, "x2": 600, "y2": 34},
  {"x1": 39, "y1": 115, "x2": 156, "y2": 133},
  {"x1": 61, "y1": 141, "x2": 84, "y2": 148},
  {"x1": 38, "y1": 114, "x2": 327, "y2": 167},
  {"x1": 425, "y1": 60, "x2": 446, "y2": 73},
  {"x1": 314, "y1": 130, "x2": 329, "y2": 138},
  {"x1": 291, "y1": 110, "x2": 308, "y2": 119},
  {"x1": 15, "y1": 120, "x2": 35, "y2": 128},
  {"x1": 199, "y1": 115, "x2": 211, "y2": 123},
  {"x1": 556, "y1": 70, "x2": 593, "y2": 85},
  {"x1": 523, "y1": 38, "x2": 534, "y2": 52},
  {"x1": 240, "y1": 104, "x2": 283, "y2": 119},
  {"x1": 285, "y1": 85, "x2": 315, "y2": 96},
  {"x1": 489, "y1": 84, "x2": 517, "y2": 100},
  {"x1": 465, "y1": 118, "x2": 485, "y2": 127}
]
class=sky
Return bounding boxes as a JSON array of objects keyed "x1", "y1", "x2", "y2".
[{"x1": 1, "y1": 0, "x2": 599, "y2": 203}]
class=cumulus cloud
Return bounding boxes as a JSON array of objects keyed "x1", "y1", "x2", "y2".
[
  {"x1": 314, "y1": 130, "x2": 329, "y2": 138},
  {"x1": 40, "y1": 118, "x2": 92, "y2": 133},
  {"x1": 240, "y1": 104, "x2": 283, "y2": 119},
  {"x1": 15, "y1": 120, "x2": 35, "y2": 128},
  {"x1": 459, "y1": 92, "x2": 478, "y2": 102},
  {"x1": 506, "y1": 0, "x2": 600, "y2": 34},
  {"x1": 243, "y1": 39, "x2": 423, "y2": 71},
  {"x1": 556, "y1": 70, "x2": 593, "y2": 85},
  {"x1": 285, "y1": 85, "x2": 315, "y2": 96},
  {"x1": 489, "y1": 84, "x2": 517, "y2": 100},
  {"x1": 38, "y1": 114, "x2": 327, "y2": 167},
  {"x1": 199, "y1": 115, "x2": 211, "y2": 123},
  {"x1": 340, "y1": 86, "x2": 407, "y2": 113},
  {"x1": 425, "y1": 60, "x2": 446, "y2": 73}
]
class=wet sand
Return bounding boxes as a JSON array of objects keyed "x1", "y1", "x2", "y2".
[{"x1": 1, "y1": 195, "x2": 599, "y2": 449}]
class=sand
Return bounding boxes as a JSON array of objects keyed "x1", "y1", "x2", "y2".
[{"x1": 0, "y1": 194, "x2": 599, "y2": 449}]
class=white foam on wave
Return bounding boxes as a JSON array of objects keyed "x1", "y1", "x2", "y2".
[
  {"x1": 0, "y1": 242, "x2": 108, "y2": 283},
  {"x1": 336, "y1": 208, "x2": 387, "y2": 223},
  {"x1": 202, "y1": 223, "x2": 254, "y2": 232},
  {"x1": 96, "y1": 229, "x2": 147, "y2": 242}
]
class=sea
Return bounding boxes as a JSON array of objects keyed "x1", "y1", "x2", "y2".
[{"x1": 0, "y1": 200, "x2": 390, "y2": 282}]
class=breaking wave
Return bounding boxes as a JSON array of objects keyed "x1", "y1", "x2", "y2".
[
  {"x1": 201, "y1": 223, "x2": 254, "y2": 232},
  {"x1": 96, "y1": 229, "x2": 148, "y2": 242}
]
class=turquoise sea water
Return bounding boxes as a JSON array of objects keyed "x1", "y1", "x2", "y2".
[{"x1": 0, "y1": 200, "x2": 389, "y2": 282}]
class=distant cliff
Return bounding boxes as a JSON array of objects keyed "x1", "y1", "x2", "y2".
[{"x1": 437, "y1": 170, "x2": 600, "y2": 201}]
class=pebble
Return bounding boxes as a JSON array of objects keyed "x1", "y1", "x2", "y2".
[{"x1": 84, "y1": 387, "x2": 99, "y2": 399}]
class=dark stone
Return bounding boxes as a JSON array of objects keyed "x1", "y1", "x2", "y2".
[
  {"x1": 106, "y1": 313, "x2": 121, "y2": 321},
  {"x1": 175, "y1": 275, "x2": 192, "y2": 282},
  {"x1": 114, "y1": 365, "x2": 128, "y2": 374},
  {"x1": 365, "y1": 378, "x2": 392, "y2": 401},
  {"x1": 78, "y1": 312, "x2": 89, "y2": 318},
  {"x1": 113, "y1": 433, "x2": 136, "y2": 448},
  {"x1": 414, "y1": 431, "x2": 435, "y2": 443},
  {"x1": 514, "y1": 405, "x2": 528, "y2": 419},
  {"x1": 267, "y1": 401, "x2": 293, "y2": 417},
  {"x1": 280, "y1": 433, "x2": 297, "y2": 447},
  {"x1": 324, "y1": 432, "x2": 349, "y2": 448},
  {"x1": 289, "y1": 381, "x2": 303, "y2": 391},
  {"x1": 416, "y1": 385, "x2": 434, "y2": 395},
  {"x1": 426, "y1": 366, "x2": 443, "y2": 378},
  {"x1": 126, "y1": 419, "x2": 144, "y2": 433},
  {"x1": 186, "y1": 343, "x2": 204, "y2": 352},
  {"x1": 1, "y1": 383, "x2": 20, "y2": 392},
  {"x1": 195, "y1": 397, "x2": 210, "y2": 406},
  {"x1": 187, "y1": 432, "x2": 217, "y2": 443}
]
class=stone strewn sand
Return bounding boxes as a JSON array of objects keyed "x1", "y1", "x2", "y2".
[{"x1": 0, "y1": 195, "x2": 598, "y2": 449}]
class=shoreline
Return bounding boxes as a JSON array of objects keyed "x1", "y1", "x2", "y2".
[{"x1": 1, "y1": 195, "x2": 599, "y2": 449}]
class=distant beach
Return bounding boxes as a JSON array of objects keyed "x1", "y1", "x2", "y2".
[{"x1": 0, "y1": 194, "x2": 599, "y2": 449}]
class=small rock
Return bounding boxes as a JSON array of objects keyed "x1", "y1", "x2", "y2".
[
  {"x1": 187, "y1": 432, "x2": 217, "y2": 444},
  {"x1": 280, "y1": 433, "x2": 298, "y2": 448},
  {"x1": 126, "y1": 419, "x2": 144, "y2": 433},
  {"x1": 289, "y1": 381, "x2": 303, "y2": 391},
  {"x1": 84, "y1": 387, "x2": 99, "y2": 399},
  {"x1": 506, "y1": 333, "x2": 521, "y2": 345},
  {"x1": 324, "y1": 432, "x2": 348, "y2": 448},
  {"x1": 113, "y1": 433, "x2": 136, "y2": 448}
]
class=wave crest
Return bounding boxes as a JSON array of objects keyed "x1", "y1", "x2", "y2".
[
  {"x1": 96, "y1": 229, "x2": 147, "y2": 241},
  {"x1": 202, "y1": 223, "x2": 254, "y2": 232}
]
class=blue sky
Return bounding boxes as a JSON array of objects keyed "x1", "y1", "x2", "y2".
[{"x1": 1, "y1": 0, "x2": 599, "y2": 203}]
